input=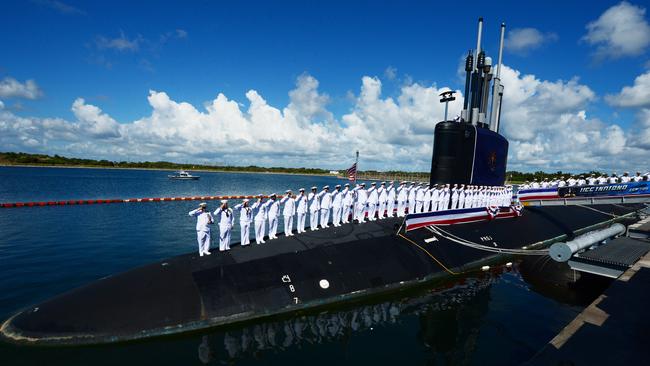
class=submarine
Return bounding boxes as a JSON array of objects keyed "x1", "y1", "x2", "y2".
[{"x1": 1, "y1": 18, "x2": 647, "y2": 346}]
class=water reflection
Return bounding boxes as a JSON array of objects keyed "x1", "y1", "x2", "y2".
[{"x1": 198, "y1": 274, "x2": 498, "y2": 363}]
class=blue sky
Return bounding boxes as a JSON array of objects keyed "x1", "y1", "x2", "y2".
[{"x1": 1, "y1": 1, "x2": 650, "y2": 172}]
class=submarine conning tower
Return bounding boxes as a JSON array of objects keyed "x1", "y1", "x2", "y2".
[{"x1": 430, "y1": 18, "x2": 509, "y2": 187}]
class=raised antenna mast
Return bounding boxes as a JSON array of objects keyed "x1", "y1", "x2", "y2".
[
  {"x1": 469, "y1": 18, "x2": 484, "y2": 125},
  {"x1": 489, "y1": 22, "x2": 506, "y2": 132}
]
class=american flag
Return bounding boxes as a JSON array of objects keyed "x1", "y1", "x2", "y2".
[{"x1": 346, "y1": 163, "x2": 357, "y2": 181}]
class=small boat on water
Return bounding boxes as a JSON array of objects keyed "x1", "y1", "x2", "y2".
[{"x1": 168, "y1": 170, "x2": 200, "y2": 180}]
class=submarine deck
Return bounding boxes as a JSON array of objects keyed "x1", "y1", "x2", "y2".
[{"x1": 1, "y1": 204, "x2": 643, "y2": 345}]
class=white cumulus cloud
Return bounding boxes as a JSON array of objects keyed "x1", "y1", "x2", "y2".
[
  {"x1": 583, "y1": 1, "x2": 650, "y2": 60},
  {"x1": 605, "y1": 70, "x2": 650, "y2": 108},
  {"x1": 0, "y1": 77, "x2": 43, "y2": 99},
  {"x1": 0, "y1": 69, "x2": 648, "y2": 172},
  {"x1": 505, "y1": 28, "x2": 558, "y2": 55}
]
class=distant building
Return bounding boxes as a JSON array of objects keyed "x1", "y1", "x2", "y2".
[{"x1": 329, "y1": 170, "x2": 340, "y2": 175}]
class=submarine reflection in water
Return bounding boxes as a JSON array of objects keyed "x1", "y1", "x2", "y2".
[
  {"x1": 196, "y1": 273, "x2": 498, "y2": 363},
  {"x1": 194, "y1": 259, "x2": 609, "y2": 364}
]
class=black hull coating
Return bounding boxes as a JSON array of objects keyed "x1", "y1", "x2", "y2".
[{"x1": 0, "y1": 204, "x2": 642, "y2": 345}]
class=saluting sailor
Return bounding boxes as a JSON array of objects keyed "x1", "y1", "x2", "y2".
[
  {"x1": 280, "y1": 190, "x2": 296, "y2": 236},
  {"x1": 331, "y1": 185, "x2": 343, "y2": 227},
  {"x1": 251, "y1": 194, "x2": 268, "y2": 244},
  {"x1": 457, "y1": 184, "x2": 465, "y2": 209},
  {"x1": 450, "y1": 184, "x2": 459, "y2": 210},
  {"x1": 415, "y1": 184, "x2": 425, "y2": 213},
  {"x1": 422, "y1": 185, "x2": 431, "y2": 212},
  {"x1": 213, "y1": 200, "x2": 235, "y2": 251},
  {"x1": 355, "y1": 183, "x2": 368, "y2": 222},
  {"x1": 396, "y1": 182, "x2": 408, "y2": 217},
  {"x1": 188, "y1": 202, "x2": 214, "y2": 256},
  {"x1": 295, "y1": 188, "x2": 308, "y2": 233},
  {"x1": 267, "y1": 194, "x2": 280, "y2": 240},
  {"x1": 367, "y1": 182, "x2": 379, "y2": 220},
  {"x1": 407, "y1": 182, "x2": 417, "y2": 214},
  {"x1": 318, "y1": 185, "x2": 333, "y2": 227},
  {"x1": 233, "y1": 199, "x2": 253, "y2": 246},
  {"x1": 342, "y1": 183, "x2": 353, "y2": 223},
  {"x1": 378, "y1": 182, "x2": 388, "y2": 218},
  {"x1": 386, "y1": 181, "x2": 396, "y2": 217},
  {"x1": 429, "y1": 185, "x2": 439, "y2": 211},
  {"x1": 308, "y1": 187, "x2": 320, "y2": 231}
]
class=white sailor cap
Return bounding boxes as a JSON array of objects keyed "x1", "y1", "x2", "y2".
[
  {"x1": 335, "y1": 184, "x2": 341, "y2": 188},
  {"x1": 270, "y1": 193, "x2": 277, "y2": 197},
  {"x1": 371, "y1": 182, "x2": 376, "y2": 185},
  {"x1": 299, "y1": 188, "x2": 305, "y2": 191},
  {"x1": 285, "y1": 189, "x2": 292, "y2": 193},
  {"x1": 258, "y1": 193, "x2": 264, "y2": 197},
  {"x1": 361, "y1": 182, "x2": 366, "y2": 186},
  {"x1": 199, "y1": 202, "x2": 207, "y2": 207},
  {"x1": 242, "y1": 198, "x2": 249, "y2": 202},
  {"x1": 380, "y1": 182, "x2": 386, "y2": 185},
  {"x1": 311, "y1": 186, "x2": 318, "y2": 190},
  {"x1": 323, "y1": 185, "x2": 330, "y2": 189},
  {"x1": 344, "y1": 183, "x2": 350, "y2": 187},
  {"x1": 220, "y1": 199, "x2": 228, "y2": 204}
]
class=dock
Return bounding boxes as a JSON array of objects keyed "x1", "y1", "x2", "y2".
[{"x1": 526, "y1": 223, "x2": 650, "y2": 365}]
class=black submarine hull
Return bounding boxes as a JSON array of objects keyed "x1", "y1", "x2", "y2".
[{"x1": 0, "y1": 204, "x2": 642, "y2": 346}]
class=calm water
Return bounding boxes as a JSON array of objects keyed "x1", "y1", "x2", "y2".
[{"x1": 0, "y1": 167, "x2": 592, "y2": 365}]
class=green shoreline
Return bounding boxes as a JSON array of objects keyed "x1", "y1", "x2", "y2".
[{"x1": 0, "y1": 163, "x2": 339, "y2": 178}]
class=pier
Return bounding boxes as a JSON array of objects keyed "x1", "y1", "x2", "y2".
[{"x1": 527, "y1": 219, "x2": 650, "y2": 365}]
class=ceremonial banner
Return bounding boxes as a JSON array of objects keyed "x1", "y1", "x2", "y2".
[{"x1": 405, "y1": 206, "x2": 520, "y2": 231}]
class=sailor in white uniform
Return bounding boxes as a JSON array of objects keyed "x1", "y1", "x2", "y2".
[
  {"x1": 295, "y1": 188, "x2": 308, "y2": 233},
  {"x1": 386, "y1": 181, "x2": 396, "y2": 217},
  {"x1": 318, "y1": 186, "x2": 333, "y2": 227},
  {"x1": 438, "y1": 185, "x2": 448, "y2": 210},
  {"x1": 331, "y1": 185, "x2": 343, "y2": 226},
  {"x1": 189, "y1": 202, "x2": 213, "y2": 256},
  {"x1": 450, "y1": 184, "x2": 459, "y2": 209},
  {"x1": 577, "y1": 176, "x2": 587, "y2": 186},
  {"x1": 406, "y1": 182, "x2": 416, "y2": 214},
  {"x1": 251, "y1": 195, "x2": 268, "y2": 244},
  {"x1": 458, "y1": 184, "x2": 465, "y2": 209},
  {"x1": 620, "y1": 172, "x2": 631, "y2": 183},
  {"x1": 429, "y1": 185, "x2": 439, "y2": 211},
  {"x1": 633, "y1": 172, "x2": 643, "y2": 182},
  {"x1": 233, "y1": 199, "x2": 253, "y2": 246},
  {"x1": 422, "y1": 185, "x2": 431, "y2": 212},
  {"x1": 280, "y1": 190, "x2": 296, "y2": 236},
  {"x1": 587, "y1": 174, "x2": 597, "y2": 185},
  {"x1": 267, "y1": 194, "x2": 280, "y2": 240},
  {"x1": 608, "y1": 174, "x2": 619, "y2": 184},
  {"x1": 367, "y1": 182, "x2": 378, "y2": 220},
  {"x1": 415, "y1": 184, "x2": 425, "y2": 213},
  {"x1": 342, "y1": 184, "x2": 353, "y2": 223},
  {"x1": 308, "y1": 187, "x2": 320, "y2": 231},
  {"x1": 377, "y1": 182, "x2": 388, "y2": 219},
  {"x1": 396, "y1": 182, "x2": 408, "y2": 217},
  {"x1": 355, "y1": 183, "x2": 368, "y2": 222},
  {"x1": 213, "y1": 200, "x2": 235, "y2": 251},
  {"x1": 557, "y1": 177, "x2": 566, "y2": 187}
]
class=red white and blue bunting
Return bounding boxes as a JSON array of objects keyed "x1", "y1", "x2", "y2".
[
  {"x1": 516, "y1": 188, "x2": 559, "y2": 202},
  {"x1": 404, "y1": 205, "x2": 522, "y2": 231}
]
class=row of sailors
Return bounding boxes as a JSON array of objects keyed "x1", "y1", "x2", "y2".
[
  {"x1": 189, "y1": 182, "x2": 513, "y2": 255},
  {"x1": 520, "y1": 171, "x2": 649, "y2": 190}
]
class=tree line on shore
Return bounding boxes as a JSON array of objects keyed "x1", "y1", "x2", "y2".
[{"x1": 0, "y1": 152, "x2": 604, "y2": 182}]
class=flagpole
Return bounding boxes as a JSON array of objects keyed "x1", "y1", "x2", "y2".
[{"x1": 354, "y1": 150, "x2": 359, "y2": 184}]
